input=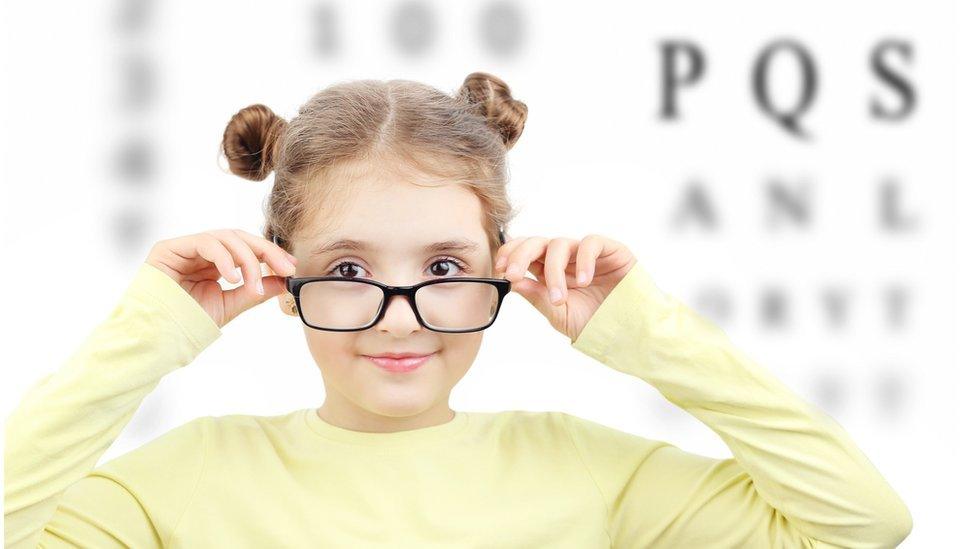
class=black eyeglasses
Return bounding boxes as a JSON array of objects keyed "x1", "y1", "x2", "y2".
[
  {"x1": 284, "y1": 275, "x2": 511, "y2": 333},
  {"x1": 273, "y1": 229, "x2": 511, "y2": 332}
]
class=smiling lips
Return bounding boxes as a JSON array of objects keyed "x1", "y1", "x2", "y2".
[{"x1": 364, "y1": 352, "x2": 434, "y2": 373}]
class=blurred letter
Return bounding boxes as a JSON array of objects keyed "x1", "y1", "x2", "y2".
[
  {"x1": 766, "y1": 177, "x2": 812, "y2": 229},
  {"x1": 870, "y1": 39, "x2": 915, "y2": 121},
  {"x1": 671, "y1": 180, "x2": 717, "y2": 230},
  {"x1": 879, "y1": 177, "x2": 919, "y2": 232},
  {"x1": 659, "y1": 40, "x2": 705, "y2": 119},
  {"x1": 752, "y1": 38, "x2": 817, "y2": 139}
]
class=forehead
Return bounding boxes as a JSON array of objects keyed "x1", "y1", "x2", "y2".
[{"x1": 298, "y1": 160, "x2": 487, "y2": 256}]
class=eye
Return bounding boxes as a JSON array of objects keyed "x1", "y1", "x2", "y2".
[
  {"x1": 428, "y1": 256, "x2": 470, "y2": 277},
  {"x1": 326, "y1": 261, "x2": 367, "y2": 279},
  {"x1": 324, "y1": 257, "x2": 471, "y2": 279}
]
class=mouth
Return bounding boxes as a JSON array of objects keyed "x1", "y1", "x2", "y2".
[{"x1": 363, "y1": 352, "x2": 436, "y2": 373}]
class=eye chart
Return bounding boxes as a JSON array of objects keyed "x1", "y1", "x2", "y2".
[{"x1": 1, "y1": 1, "x2": 969, "y2": 546}]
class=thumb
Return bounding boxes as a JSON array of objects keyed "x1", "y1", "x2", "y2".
[
  {"x1": 510, "y1": 276, "x2": 554, "y2": 317},
  {"x1": 224, "y1": 274, "x2": 287, "y2": 318}
]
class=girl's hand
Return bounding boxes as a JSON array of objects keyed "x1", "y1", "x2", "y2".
[
  {"x1": 145, "y1": 229, "x2": 299, "y2": 329},
  {"x1": 493, "y1": 234, "x2": 638, "y2": 343}
]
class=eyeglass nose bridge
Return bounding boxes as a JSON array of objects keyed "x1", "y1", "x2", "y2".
[{"x1": 372, "y1": 284, "x2": 425, "y2": 330}]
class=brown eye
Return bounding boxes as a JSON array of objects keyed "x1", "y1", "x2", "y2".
[
  {"x1": 428, "y1": 257, "x2": 467, "y2": 277},
  {"x1": 328, "y1": 262, "x2": 366, "y2": 278}
]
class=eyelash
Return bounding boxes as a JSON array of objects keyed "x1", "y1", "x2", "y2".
[{"x1": 325, "y1": 255, "x2": 471, "y2": 278}]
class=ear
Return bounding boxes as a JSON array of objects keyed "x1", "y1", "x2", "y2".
[{"x1": 277, "y1": 293, "x2": 298, "y2": 317}]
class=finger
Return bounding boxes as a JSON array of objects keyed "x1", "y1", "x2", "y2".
[
  {"x1": 494, "y1": 235, "x2": 530, "y2": 272},
  {"x1": 183, "y1": 234, "x2": 241, "y2": 284},
  {"x1": 528, "y1": 258, "x2": 591, "y2": 288},
  {"x1": 206, "y1": 230, "x2": 265, "y2": 296},
  {"x1": 510, "y1": 275, "x2": 552, "y2": 314},
  {"x1": 183, "y1": 263, "x2": 222, "y2": 283},
  {"x1": 503, "y1": 236, "x2": 550, "y2": 283},
  {"x1": 575, "y1": 234, "x2": 607, "y2": 286},
  {"x1": 526, "y1": 259, "x2": 545, "y2": 282},
  {"x1": 544, "y1": 238, "x2": 577, "y2": 305},
  {"x1": 495, "y1": 236, "x2": 531, "y2": 276},
  {"x1": 257, "y1": 262, "x2": 294, "y2": 287},
  {"x1": 258, "y1": 272, "x2": 288, "y2": 296},
  {"x1": 222, "y1": 273, "x2": 287, "y2": 315},
  {"x1": 233, "y1": 229, "x2": 297, "y2": 278}
]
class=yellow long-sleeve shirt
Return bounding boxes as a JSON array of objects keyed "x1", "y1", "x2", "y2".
[{"x1": 4, "y1": 260, "x2": 912, "y2": 548}]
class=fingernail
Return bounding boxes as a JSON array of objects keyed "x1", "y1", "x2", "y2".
[
  {"x1": 550, "y1": 288, "x2": 562, "y2": 303},
  {"x1": 577, "y1": 271, "x2": 587, "y2": 285},
  {"x1": 495, "y1": 257, "x2": 505, "y2": 269},
  {"x1": 257, "y1": 279, "x2": 265, "y2": 295},
  {"x1": 288, "y1": 254, "x2": 299, "y2": 265},
  {"x1": 506, "y1": 264, "x2": 519, "y2": 278}
]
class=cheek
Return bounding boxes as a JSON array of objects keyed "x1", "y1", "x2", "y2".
[
  {"x1": 438, "y1": 332, "x2": 484, "y2": 376},
  {"x1": 304, "y1": 329, "x2": 361, "y2": 375}
]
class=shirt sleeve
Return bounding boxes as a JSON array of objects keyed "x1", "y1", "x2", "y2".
[
  {"x1": 4, "y1": 262, "x2": 222, "y2": 549},
  {"x1": 564, "y1": 260, "x2": 913, "y2": 549},
  {"x1": 37, "y1": 417, "x2": 210, "y2": 548}
]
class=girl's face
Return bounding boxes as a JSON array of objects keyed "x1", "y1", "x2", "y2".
[{"x1": 283, "y1": 161, "x2": 495, "y2": 431}]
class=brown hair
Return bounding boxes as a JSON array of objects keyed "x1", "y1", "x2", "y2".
[{"x1": 220, "y1": 71, "x2": 527, "y2": 257}]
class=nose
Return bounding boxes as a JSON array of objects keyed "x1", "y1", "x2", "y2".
[{"x1": 374, "y1": 293, "x2": 423, "y2": 335}]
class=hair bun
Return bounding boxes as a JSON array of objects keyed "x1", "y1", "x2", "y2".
[
  {"x1": 222, "y1": 104, "x2": 286, "y2": 181},
  {"x1": 459, "y1": 71, "x2": 528, "y2": 150}
]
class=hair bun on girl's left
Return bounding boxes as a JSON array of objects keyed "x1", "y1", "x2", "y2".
[{"x1": 221, "y1": 104, "x2": 287, "y2": 182}]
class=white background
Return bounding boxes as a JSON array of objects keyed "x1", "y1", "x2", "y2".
[{"x1": 2, "y1": 1, "x2": 973, "y2": 546}]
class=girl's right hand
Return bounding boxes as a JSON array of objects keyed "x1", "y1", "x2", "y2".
[{"x1": 145, "y1": 229, "x2": 299, "y2": 329}]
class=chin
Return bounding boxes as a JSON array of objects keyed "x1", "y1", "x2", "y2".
[{"x1": 363, "y1": 384, "x2": 442, "y2": 414}]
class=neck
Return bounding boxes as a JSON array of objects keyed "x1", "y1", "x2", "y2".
[{"x1": 317, "y1": 389, "x2": 455, "y2": 433}]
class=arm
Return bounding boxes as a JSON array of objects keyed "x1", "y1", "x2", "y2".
[
  {"x1": 4, "y1": 262, "x2": 222, "y2": 548},
  {"x1": 565, "y1": 261, "x2": 913, "y2": 548},
  {"x1": 37, "y1": 417, "x2": 210, "y2": 548}
]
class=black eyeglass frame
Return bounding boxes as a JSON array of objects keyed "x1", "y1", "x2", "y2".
[{"x1": 283, "y1": 275, "x2": 512, "y2": 333}]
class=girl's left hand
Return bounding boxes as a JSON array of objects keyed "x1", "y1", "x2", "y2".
[{"x1": 493, "y1": 234, "x2": 638, "y2": 343}]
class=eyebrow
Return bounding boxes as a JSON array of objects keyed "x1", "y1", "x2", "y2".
[{"x1": 311, "y1": 238, "x2": 481, "y2": 257}]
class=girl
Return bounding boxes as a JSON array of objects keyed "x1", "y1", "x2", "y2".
[{"x1": 5, "y1": 72, "x2": 912, "y2": 548}]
